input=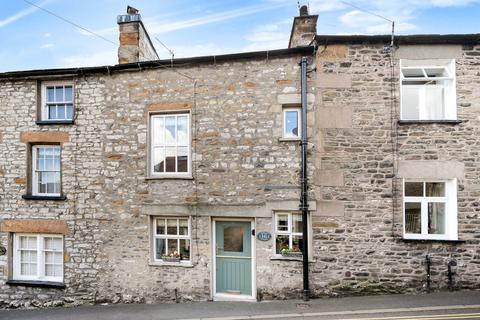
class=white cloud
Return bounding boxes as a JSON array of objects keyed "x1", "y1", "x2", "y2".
[
  {"x1": 0, "y1": 0, "x2": 51, "y2": 28},
  {"x1": 40, "y1": 43, "x2": 54, "y2": 49},
  {"x1": 62, "y1": 50, "x2": 116, "y2": 68},
  {"x1": 147, "y1": 3, "x2": 289, "y2": 34},
  {"x1": 243, "y1": 22, "x2": 290, "y2": 51},
  {"x1": 44, "y1": 32, "x2": 52, "y2": 38}
]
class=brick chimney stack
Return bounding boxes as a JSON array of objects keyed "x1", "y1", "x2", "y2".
[
  {"x1": 117, "y1": 6, "x2": 159, "y2": 64},
  {"x1": 288, "y1": 5, "x2": 318, "y2": 48}
]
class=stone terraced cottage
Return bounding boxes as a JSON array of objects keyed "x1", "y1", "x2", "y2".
[{"x1": 0, "y1": 6, "x2": 479, "y2": 308}]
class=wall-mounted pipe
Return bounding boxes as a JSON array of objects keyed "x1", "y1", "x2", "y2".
[
  {"x1": 426, "y1": 255, "x2": 431, "y2": 293},
  {"x1": 300, "y1": 56, "x2": 310, "y2": 302},
  {"x1": 448, "y1": 260, "x2": 457, "y2": 291}
]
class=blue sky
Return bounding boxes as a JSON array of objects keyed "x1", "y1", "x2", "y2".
[{"x1": 0, "y1": 0, "x2": 479, "y2": 72}]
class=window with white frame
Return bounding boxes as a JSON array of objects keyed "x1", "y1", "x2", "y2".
[
  {"x1": 150, "y1": 113, "x2": 190, "y2": 176},
  {"x1": 274, "y1": 212, "x2": 304, "y2": 254},
  {"x1": 13, "y1": 234, "x2": 64, "y2": 282},
  {"x1": 283, "y1": 107, "x2": 301, "y2": 139},
  {"x1": 42, "y1": 82, "x2": 74, "y2": 121},
  {"x1": 153, "y1": 217, "x2": 191, "y2": 262},
  {"x1": 403, "y1": 180, "x2": 458, "y2": 240},
  {"x1": 32, "y1": 145, "x2": 61, "y2": 196},
  {"x1": 400, "y1": 59, "x2": 456, "y2": 120}
]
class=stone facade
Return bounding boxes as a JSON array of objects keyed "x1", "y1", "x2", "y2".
[
  {"x1": 312, "y1": 40, "x2": 480, "y2": 295},
  {"x1": 0, "y1": 51, "x2": 320, "y2": 307},
  {"x1": 0, "y1": 8, "x2": 479, "y2": 309}
]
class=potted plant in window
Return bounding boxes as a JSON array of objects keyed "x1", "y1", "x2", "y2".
[
  {"x1": 162, "y1": 251, "x2": 181, "y2": 263},
  {"x1": 280, "y1": 246, "x2": 302, "y2": 258}
]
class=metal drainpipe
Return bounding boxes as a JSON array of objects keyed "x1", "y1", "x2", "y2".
[{"x1": 300, "y1": 56, "x2": 310, "y2": 301}]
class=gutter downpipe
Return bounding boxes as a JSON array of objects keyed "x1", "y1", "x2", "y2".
[{"x1": 300, "y1": 56, "x2": 310, "y2": 301}]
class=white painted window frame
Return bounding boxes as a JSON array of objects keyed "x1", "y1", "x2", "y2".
[
  {"x1": 152, "y1": 217, "x2": 192, "y2": 263},
  {"x1": 149, "y1": 112, "x2": 191, "y2": 178},
  {"x1": 273, "y1": 212, "x2": 309, "y2": 255},
  {"x1": 41, "y1": 81, "x2": 74, "y2": 121},
  {"x1": 403, "y1": 179, "x2": 458, "y2": 241},
  {"x1": 400, "y1": 59, "x2": 456, "y2": 120},
  {"x1": 32, "y1": 145, "x2": 61, "y2": 197},
  {"x1": 282, "y1": 107, "x2": 301, "y2": 139},
  {"x1": 12, "y1": 233, "x2": 64, "y2": 282}
]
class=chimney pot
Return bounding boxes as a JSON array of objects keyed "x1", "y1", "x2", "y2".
[
  {"x1": 299, "y1": 5, "x2": 309, "y2": 16},
  {"x1": 127, "y1": 6, "x2": 139, "y2": 15}
]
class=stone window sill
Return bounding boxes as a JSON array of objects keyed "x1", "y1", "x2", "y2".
[
  {"x1": 270, "y1": 255, "x2": 315, "y2": 263},
  {"x1": 279, "y1": 137, "x2": 301, "y2": 143},
  {"x1": 22, "y1": 195, "x2": 67, "y2": 201},
  {"x1": 36, "y1": 120, "x2": 75, "y2": 126},
  {"x1": 145, "y1": 175, "x2": 193, "y2": 180},
  {"x1": 149, "y1": 261, "x2": 194, "y2": 268},
  {"x1": 6, "y1": 280, "x2": 65, "y2": 289},
  {"x1": 400, "y1": 238, "x2": 466, "y2": 244},
  {"x1": 398, "y1": 120, "x2": 463, "y2": 125}
]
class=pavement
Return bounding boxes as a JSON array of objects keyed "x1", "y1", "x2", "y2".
[{"x1": 0, "y1": 290, "x2": 479, "y2": 320}]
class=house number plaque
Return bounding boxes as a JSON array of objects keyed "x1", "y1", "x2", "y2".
[
  {"x1": 257, "y1": 231, "x2": 272, "y2": 241},
  {"x1": 0, "y1": 246, "x2": 5, "y2": 256}
]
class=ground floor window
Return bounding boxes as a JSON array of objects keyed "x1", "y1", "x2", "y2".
[
  {"x1": 274, "y1": 212, "x2": 305, "y2": 255},
  {"x1": 12, "y1": 233, "x2": 63, "y2": 282},
  {"x1": 403, "y1": 179, "x2": 458, "y2": 240},
  {"x1": 153, "y1": 217, "x2": 191, "y2": 263}
]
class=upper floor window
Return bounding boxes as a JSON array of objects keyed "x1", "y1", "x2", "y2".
[
  {"x1": 403, "y1": 180, "x2": 458, "y2": 240},
  {"x1": 283, "y1": 107, "x2": 301, "y2": 139},
  {"x1": 400, "y1": 59, "x2": 456, "y2": 120},
  {"x1": 12, "y1": 233, "x2": 64, "y2": 283},
  {"x1": 32, "y1": 145, "x2": 61, "y2": 197},
  {"x1": 41, "y1": 82, "x2": 74, "y2": 122},
  {"x1": 150, "y1": 113, "x2": 191, "y2": 177}
]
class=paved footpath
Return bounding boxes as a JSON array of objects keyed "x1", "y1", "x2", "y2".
[{"x1": 1, "y1": 291, "x2": 480, "y2": 320}]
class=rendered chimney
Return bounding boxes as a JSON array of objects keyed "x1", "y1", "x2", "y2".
[
  {"x1": 117, "y1": 6, "x2": 159, "y2": 64},
  {"x1": 288, "y1": 5, "x2": 318, "y2": 48}
]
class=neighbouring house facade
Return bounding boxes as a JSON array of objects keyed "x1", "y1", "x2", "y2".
[{"x1": 0, "y1": 6, "x2": 479, "y2": 308}]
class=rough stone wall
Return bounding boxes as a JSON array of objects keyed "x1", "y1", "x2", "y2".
[
  {"x1": 312, "y1": 43, "x2": 480, "y2": 296},
  {"x1": 0, "y1": 53, "x2": 316, "y2": 307}
]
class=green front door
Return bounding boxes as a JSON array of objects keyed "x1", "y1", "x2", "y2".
[{"x1": 215, "y1": 221, "x2": 252, "y2": 296}]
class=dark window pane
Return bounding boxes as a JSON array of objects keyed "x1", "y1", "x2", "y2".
[
  {"x1": 426, "y1": 182, "x2": 445, "y2": 197},
  {"x1": 179, "y1": 219, "x2": 188, "y2": 235},
  {"x1": 65, "y1": 86, "x2": 73, "y2": 101},
  {"x1": 156, "y1": 219, "x2": 165, "y2": 235},
  {"x1": 428, "y1": 202, "x2": 445, "y2": 234},
  {"x1": 57, "y1": 105, "x2": 65, "y2": 119},
  {"x1": 224, "y1": 226, "x2": 243, "y2": 252},
  {"x1": 292, "y1": 236, "x2": 303, "y2": 253},
  {"x1": 165, "y1": 147, "x2": 176, "y2": 172},
  {"x1": 275, "y1": 235, "x2": 289, "y2": 254},
  {"x1": 405, "y1": 202, "x2": 421, "y2": 234},
  {"x1": 277, "y1": 214, "x2": 288, "y2": 232},
  {"x1": 180, "y1": 239, "x2": 190, "y2": 260},
  {"x1": 167, "y1": 239, "x2": 178, "y2": 254},
  {"x1": 66, "y1": 104, "x2": 73, "y2": 120},
  {"x1": 167, "y1": 219, "x2": 177, "y2": 235},
  {"x1": 49, "y1": 105, "x2": 56, "y2": 119},
  {"x1": 177, "y1": 147, "x2": 188, "y2": 172},
  {"x1": 155, "y1": 239, "x2": 165, "y2": 259},
  {"x1": 55, "y1": 86, "x2": 64, "y2": 101},
  {"x1": 47, "y1": 87, "x2": 55, "y2": 102},
  {"x1": 405, "y1": 182, "x2": 423, "y2": 197}
]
